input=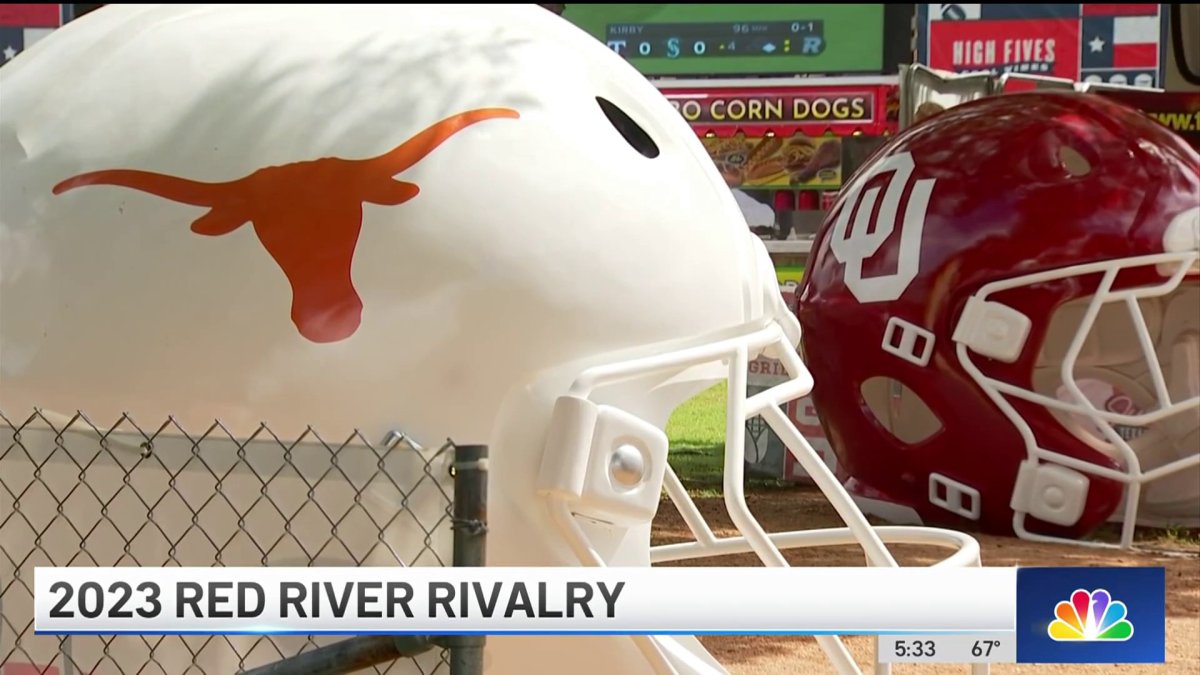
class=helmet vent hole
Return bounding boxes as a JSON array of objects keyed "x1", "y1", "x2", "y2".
[
  {"x1": 860, "y1": 376, "x2": 943, "y2": 445},
  {"x1": 596, "y1": 97, "x2": 660, "y2": 159},
  {"x1": 1058, "y1": 145, "x2": 1092, "y2": 177}
]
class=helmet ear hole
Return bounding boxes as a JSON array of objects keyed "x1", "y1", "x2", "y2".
[{"x1": 860, "y1": 376, "x2": 943, "y2": 445}]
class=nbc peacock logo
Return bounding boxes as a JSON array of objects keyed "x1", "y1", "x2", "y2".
[{"x1": 1048, "y1": 588, "x2": 1135, "y2": 642}]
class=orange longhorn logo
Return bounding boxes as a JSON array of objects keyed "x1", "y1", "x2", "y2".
[{"x1": 53, "y1": 108, "x2": 521, "y2": 343}]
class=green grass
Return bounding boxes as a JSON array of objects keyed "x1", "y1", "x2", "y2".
[
  {"x1": 664, "y1": 382, "x2": 728, "y2": 495},
  {"x1": 665, "y1": 382, "x2": 791, "y2": 498},
  {"x1": 663, "y1": 267, "x2": 805, "y2": 497},
  {"x1": 1156, "y1": 524, "x2": 1200, "y2": 547}
]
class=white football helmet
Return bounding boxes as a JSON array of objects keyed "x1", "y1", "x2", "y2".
[{"x1": 1, "y1": 5, "x2": 984, "y2": 675}]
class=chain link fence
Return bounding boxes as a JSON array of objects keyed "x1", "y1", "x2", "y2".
[{"x1": 1, "y1": 408, "x2": 482, "y2": 675}]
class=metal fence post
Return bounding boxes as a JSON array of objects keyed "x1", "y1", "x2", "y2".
[
  {"x1": 446, "y1": 444, "x2": 488, "y2": 675},
  {"x1": 239, "y1": 635, "x2": 436, "y2": 675}
]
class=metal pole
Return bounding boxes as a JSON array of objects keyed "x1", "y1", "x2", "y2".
[
  {"x1": 239, "y1": 635, "x2": 434, "y2": 675},
  {"x1": 448, "y1": 444, "x2": 488, "y2": 675}
]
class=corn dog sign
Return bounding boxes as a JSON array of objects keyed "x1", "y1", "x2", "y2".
[
  {"x1": 661, "y1": 85, "x2": 891, "y2": 139},
  {"x1": 670, "y1": 91, "x2": 875, "y2": 125}
]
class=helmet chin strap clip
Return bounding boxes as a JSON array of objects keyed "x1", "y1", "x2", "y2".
[
  {"x1": 1010, "y1": 459, "x2": 1091, "y2": 527},
  {"x1": 952, "y1": 296, "x2": 1033, "y2": 363},
  {"x1": 536, "y1": 395, "x2": 669, "y2": 529}
]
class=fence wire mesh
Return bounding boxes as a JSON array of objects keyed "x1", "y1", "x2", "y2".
[{"x1": 1, "y1": 408, "x2": 457, "y2": 675}]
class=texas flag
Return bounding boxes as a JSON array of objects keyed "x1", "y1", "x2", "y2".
[
  {"x1": 1080, "y1": 7, "x2": 1162, "y2": 71},
  {"x1": 0, "y1": 3, "x2": 64, "y2": 65}
]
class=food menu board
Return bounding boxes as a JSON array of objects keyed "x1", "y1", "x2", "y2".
[{"x1": 705, "y1": 135, "x2": 842, "y2": 190}]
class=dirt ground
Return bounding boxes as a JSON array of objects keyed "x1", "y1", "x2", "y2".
[{"x1": 650, "y1": 486, "x2": 1200, "y2": 675}]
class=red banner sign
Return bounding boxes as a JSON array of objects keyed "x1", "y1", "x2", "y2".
[
  {"x1": 0, "y1": 4, "x2": 63, "y2": 27},
  {"x1": 660, "y1": 84, "x2": 898, "y2": 138}
]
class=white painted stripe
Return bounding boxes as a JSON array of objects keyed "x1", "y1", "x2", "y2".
[
  {"x1": 23, "y1": 27, "x2": 54, "y2": 47},
  {"x1": 1114, "y1": 16, "x2": 1159, "y2": 45}
]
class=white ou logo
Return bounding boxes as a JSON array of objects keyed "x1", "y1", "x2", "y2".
[{"x1": 828, "y1": 151, "x2": 936, "y2": 304}]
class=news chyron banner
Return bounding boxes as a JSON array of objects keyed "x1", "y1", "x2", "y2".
[
  {"x1": 916, "y1": 3, "x2": 1170, "y2": 88},
  {"x1": 33, "y1": 566, "x2": 1166, "y2": 665}
]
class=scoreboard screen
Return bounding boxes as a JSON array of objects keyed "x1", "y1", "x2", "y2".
[
  {"x1": 563, "y1": 4, "x2": 884, "y2": 76},
  {"x1": 606, "y1": 20, "x2": 826, "y2": 60}
]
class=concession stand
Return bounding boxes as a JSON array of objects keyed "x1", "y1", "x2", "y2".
[{"x1": 656, "y1": 76, "x2": 901, "y2": 254}]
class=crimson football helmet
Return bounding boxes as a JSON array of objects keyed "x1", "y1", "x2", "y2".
[{"x1": 798, "y1": 91, "x2": 1199, "y2": 548}]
